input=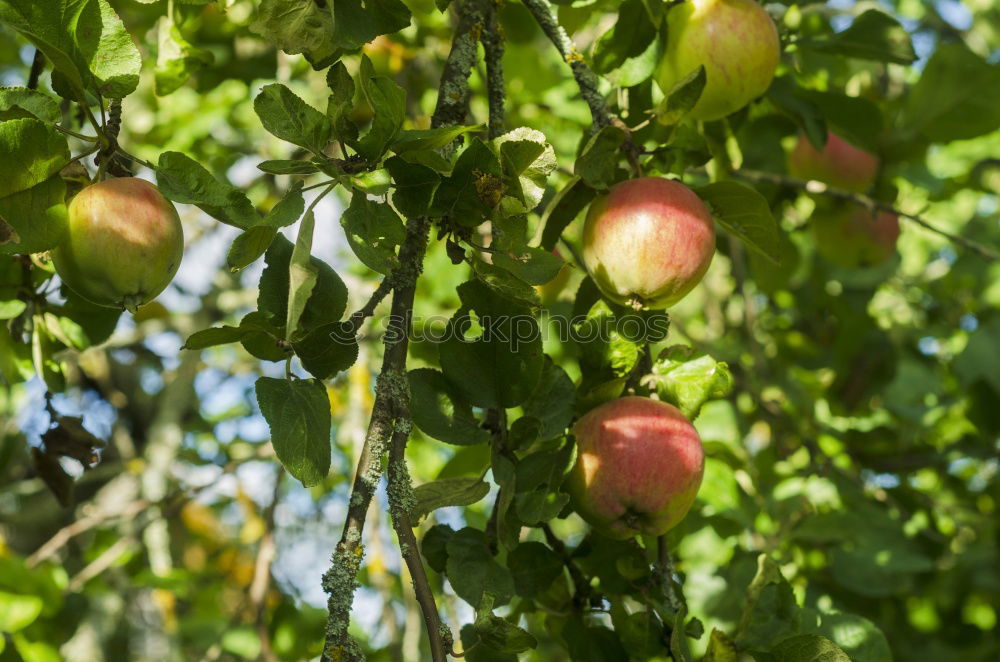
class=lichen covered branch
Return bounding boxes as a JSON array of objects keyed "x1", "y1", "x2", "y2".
[
  {"x1": 432, "y1": 0, "x2": 488, "y2": 132},
  {"x1": 321, "y1": 216, "x2": 430, "y2": 662},
  {"x1": 481, "y1": 3, "x2": 506, "y2": 138}
]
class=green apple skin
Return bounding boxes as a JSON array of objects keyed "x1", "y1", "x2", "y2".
[
  {"x1": 581, "y1": 177, "x2": 715, "y2": 310},
  {"x1": 789, "y1": 132, "x2": 880, "y2": 193},
  {"x1": 656, "y1": 0, "x2": 780, "y2": 121},
  {"x1": 565, "y1": 397, "x2": 705, "y2": 540},
  {"x1": 52, "y1": 177, "x2": 183, "y2": 311},
  {"x1": 813, "y1": 204, "x2": 900, "y2": 268}
]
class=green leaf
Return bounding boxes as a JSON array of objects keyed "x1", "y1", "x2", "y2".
[
  {"x1": 0, "y1": 299, "x2": 26, "y2": 320},
  {"x1": 0, "y1": 591, "x2": 43, "y2": 632},
  {"x1": 0, "y1": 87, "x2": 61, "y2": 122},
  {"x1": 798, "y1": 609, "x2": 891, "y2": 662},
  {"x1": 348, "y1": 169, "x2": 391, "y2": 196},
  {"x1": 656, "y1": 65, "x2": 707, "y2": 127},
  {"x1": 591, "y1": 0, "x2": 657, "y2": 74},
  {"x1": 514, "y1": 489, "x2": 569, "y2": 525},
  {"x1": 421, "y1": 524, "x2": 455, "y2": 574},
  {"x1": 239, "y1": 312, "x2": 288, "y2": 362},
  {"x1": 695, "y1": 180, "x2": 779, "y2": 264},
  {"x1": 490, "y1": 225, "x2": 564, "y2": 287},
  {"x1": 540, "y1": 176, "x2": 596, "y2": 251},
  {"x1": 356, "y1": 55, "x2": 406, "y2": 161},
  {"x1": 737, "y1": 556, "x2": 801, "y2": 652},
  {"x1": 495, "y1": 127, "x2": 557, "y2": 214},
  {"x1": 156, "y1": 152, "x2": 259, "y2": 229},
  {"x1": 902, "y1": 42, "x2": 1000, "y2": 143},
  {"x1": 440, "y1": 280, "x2": 544, "y2": 408},
  {"x1": 575, "y1": 126, "x2": 626, "y2": 190},
  {"x1": 508, "y1": 542, "x2": 563, "y2": 599},
  {"x1": 412, "y1": 477, "x2": 491, "y2": 523},
  {"x1": 471, "y1": 257, "x2": 540, "y2": 308},
  {"x1": 250, "y1": 0, "x2": 342, "y2": 70},
  {"x1": 386, "y1": 156, "x2": 440, "y2": 217},
  {"x1": 329, "y1": 0, "x2": 412, "y2": 52},
  {"x1": 259, "y1": 184, "x2": 304, "y2": 230},
  {"x1": 181, "y1": 325, "x2": 247, "y2": 350},
  {"x1": 327, "y1": 61, "x2": 359, "y2": 145},
  {"x1": 291, "y1": 322, "x2": 359, "y2": 379},
  {"x1": 431, "y1": 138, "x2": 504, "y2": 226},
  {"x1": 572, "y1": 299, "x2": 659, "y2": 376},
  {"x1": 646, "y1": 345, "x2": 733, "y2": 420},
  {"x1": 154, "y1": 15, "x2": 213, "y2": 96},
  {"x1": 521, "y1": 357, "x2": 575, "y2": 441},
  {"x1": 799, "y1": 10, "x2": 915, "y2": 64},
  {"x1": 258, "y1": 235, "x2": 348, "y2": 336},
  {"x1": 409, "y1": 368, "x2": 491, "y2": 446},
  {"x1": 0, "y1": 175, "x2": 67, "y2": 256},
  {"x1": 227, "y1": 226, "x2": 278, "y2": 272},
  {"x1": 0, "y1": 0, "x2": 141, "y2": 99},
  {"x1": 391, "y1": 125, "x2": 483, "y2": 154},
  {"x1": 340, "y1": 193, "x2": 405, "y2": 274},
  {"x1": 254, "y1": 84, "x2": 332, "y2": 154},
  {"x1": 286, "y1": 211, "x2": 319, "y2": 340},
  {"x1": 470, "y1": 598, "x2": 538, "y2": 654},
  {"x1": 257, "y1": 160, "x2": 321, "y2": 176},
  {"x1": 0, "y1": 119, "x2": 69, "y2": 199},
  {"x1": 767, "y1": 634, "x2": 851, "y2": 662},
  {"x1": 255, "y1": 377, "x2": 331, "y2": 487},
  {"x1": 445, "y1": 528, "x2": 515, "y2": 608}
]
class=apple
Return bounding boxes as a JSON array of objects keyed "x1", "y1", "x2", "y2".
[
  {"x1": 812, "y1": 203, "x2": 900, "y2": 268},
  {"x1": 52, "y1": 177, "x2": 184, "y2": 312},
  {"x1": 565, "y1": 396, "x2": 704, "y2": 540},
  {"x1": 581, "y1": 177, "x2": 715, "y2": 310},
  {"x1": 788, "y1": 131, "x2": 880, "y2": 192},
  {"x1": 656, "y1": 0, "x2": 780, "y2": 121}
]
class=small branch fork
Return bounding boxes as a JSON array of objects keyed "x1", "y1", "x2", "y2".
[
  {"x1": 520, "y1": 0, "x2": 612, "y2": 129},
  {"x1": 732, "y1": 168, "x2": 1000, "y2": 262},
  {"x1": 321, "y1": 2, "x2": 488, "y2": 659},
  {"x1": 520, "y1": 0, "x2": 641, "y2": 171}
]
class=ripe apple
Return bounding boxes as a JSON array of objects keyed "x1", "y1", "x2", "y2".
[
  {"x1": 52, "y1": 177, "x2": 184, "y2": 312},
  {"x1": 788, "y1": 131, "x2": 880, "y2": 192},
  {"x1": 581, "y1": 177, "x2": 715, "y2": 310},
  {"x1": 566, "y1": 396, "x2": 705, "y2": 540},
  {"x1": 656, "y1": 0, "x2": 780, "y2": 121},
  {"x1": 812, "y1": 204, "x2": 900, "y2": 268}
]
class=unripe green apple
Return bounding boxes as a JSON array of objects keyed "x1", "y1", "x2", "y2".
[
  {"x1": 656, "y1": 0, "x2": 780, "y2": 121},
  {"x1": 566, "y1": 396, "x2": 705, "y2": 540},
  {"x1": 52, "y1": 178, "x2": 183, "y2": 312},
  {"x1": 581, "y1": 177, "x2": 715, "y2": 310},
  {"x1": 788, "y1": 131, "x2": 880, "y2": 193},
  {"x1": 813, "y1": 204, "x2": 900, "y2": 268}
]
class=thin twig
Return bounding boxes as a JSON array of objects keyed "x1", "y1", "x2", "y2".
[
  {"x1": 387, "y1": 419, "x2": 450, "y2": 662},
  {"x1": 27, "y1": 49, "x2": 45, "y2": 90},
  {"x1": 26, "y1": 498, "x2": 150, "y2": 568},
  {"x1": 345, "y1": 278, "x2": 394, "y2": 335},
  {"x1": 67, "y1": 536, "x2": 135, "y2": 592},
  {"x1": 731, "y1": 168, "x2": 1000, "y2": 261},
  {"x1": 542, "y1": 523, "x2": 601, "y2": 610},
  {"x1": 521, "y1": 0, "x2": 612, "y2": 129},
  {"x1": 655, "y1": 535, "x2": 684, "y2": 613}
]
